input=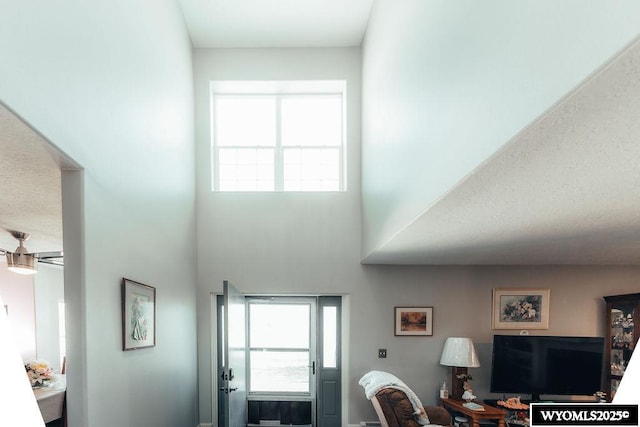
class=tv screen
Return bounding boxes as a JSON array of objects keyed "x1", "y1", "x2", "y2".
[{"x1": 490, "y1": 335, "x2": 604, "y2": 400}]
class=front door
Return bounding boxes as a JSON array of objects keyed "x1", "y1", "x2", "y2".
[{"x1": 223, "y1": 280, "x2": 247, "y2": 427}]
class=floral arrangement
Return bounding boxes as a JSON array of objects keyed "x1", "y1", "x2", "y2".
[
  {"x1": 501, "y1": 296, "x2": 541, "y2": 322},
  {"x1": 25, "y1": 360, "x2": 55, "y2": 387}
]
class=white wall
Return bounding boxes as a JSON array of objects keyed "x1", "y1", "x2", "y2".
[
  {"x1": 0, "y1": 262, "x2": 36, "y2": 360},
  {"x1": 194, "y1": 47, "x2": 363, "y2": 424},
  {"x1": 34, "y1": 264, "x2": 65, "y2": 372},
  {"x1": 0, "y1": 1, "x2": 197, "y2": 426},
  {"x1": 360, "y1": 0, "x2": 640, "y2": 259},
  {"x1": 0, "y1": 262, "x2": 64, "y2": 371}
]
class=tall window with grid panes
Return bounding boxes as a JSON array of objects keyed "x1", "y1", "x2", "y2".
[{"x1": 211, "y1": 81, "x2": 346, "y2": 192}]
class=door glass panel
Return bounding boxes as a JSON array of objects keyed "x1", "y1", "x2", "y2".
[
  {"x1": 248, "y1": 301, "x2": 313, "y2": 394},
  {"x1": 250, "y1": 350, "x2": 310, "y2": 392},
  {"x1": 249, "y1": 304, "x2": 309, "y2": 348},
  {"x1": 322, "y1": 306, "x2": 337, "y2": 368},
  {"x1": 610, "y1": 304, "x2": 634, "y2": 376}
]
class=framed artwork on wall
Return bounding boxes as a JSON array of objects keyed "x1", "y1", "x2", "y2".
[
  {"x1": 492, "y1": 288, "x2": 550, "y2": 330},
  {"x1": 394, "y1": 306, "x2": 433, "y2": 336},
  {"x1": 122, "y1": 278, "x2": 156, "y2": 351}
]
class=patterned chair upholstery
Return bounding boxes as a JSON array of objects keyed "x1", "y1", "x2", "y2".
[{"x1": 371, "y1": 388, "x2": 452, "y2": 427}]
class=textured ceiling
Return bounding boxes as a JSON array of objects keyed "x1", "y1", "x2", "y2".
[{"x1": 0, "y1": 104, "x2": 64, "y2": 255}]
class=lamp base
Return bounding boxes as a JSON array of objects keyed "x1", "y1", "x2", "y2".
[{"x1": 450, "y1": 366, "x2": 468, "y2": 400}]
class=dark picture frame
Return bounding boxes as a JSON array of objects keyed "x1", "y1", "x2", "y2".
[
  {"x1": 394, "y1": 306, "x2": 433, "y2": 336},
  {"x1": 122, "y1": 278, "x2": 156, "y2": 350}
]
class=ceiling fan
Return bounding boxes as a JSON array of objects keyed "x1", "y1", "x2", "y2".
[{"x1": 0, "y1": 230, "x2": 64, "y2": 275}]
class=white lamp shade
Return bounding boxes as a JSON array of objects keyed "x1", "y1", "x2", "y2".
[
  {"x1": 0, "y1": 295, "x2": 45, "y2": 426},
  {"x1": 440, "y1": 337, "x2": 480, "y2": 368}
]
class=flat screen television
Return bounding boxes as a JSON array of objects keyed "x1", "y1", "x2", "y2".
[{"x1": 490, "y1": 335, "x2": 604, "y2": 401}]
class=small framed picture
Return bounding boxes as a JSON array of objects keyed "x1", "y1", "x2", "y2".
[
  {"x1": 394, "y1": 306, "x2": 433, "y2": 336},
  {"x1": 122, "y1": 278, "x2": 156, "y2": 351},
  {"x1": 492, "y1": 288, "x2": 550, "y2": 330}
]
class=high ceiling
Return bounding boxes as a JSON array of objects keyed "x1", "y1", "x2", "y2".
[
  {"x1": 178, "y1": 0, "x2": 374, "y2": 48},
  {"x1": 2, "y1": 1, "x2": 640, "y2": 265}
]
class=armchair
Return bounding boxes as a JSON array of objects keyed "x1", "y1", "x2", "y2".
[
  {"x1": 372, "y1": 388, "x2": 452, "y2": 427},
  {"x1": 359, "y1": 370, "x2": 452, "y2": 427}
]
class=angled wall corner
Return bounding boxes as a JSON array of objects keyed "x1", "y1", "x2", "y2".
[{"x1": 361, "y1": 0, "x2": 640, "y2": 264}]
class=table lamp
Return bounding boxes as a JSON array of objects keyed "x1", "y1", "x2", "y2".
[
  {"x1": 0, "y1": 295, "x2": 45, "y2": 426},
  {"x1": 440, "y1": 337, "x2": 480, "y2": 400}
]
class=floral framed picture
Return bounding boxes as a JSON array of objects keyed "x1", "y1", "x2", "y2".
[
  {"x1": 394, "y1": 306, "x2": 433, "y2": 336},
  {"x1": 492, "y1": 288, "x2": 550, "y2": 330},
  {"x1": 122, "y1": 278, "x2": 156, "y2": 350}
]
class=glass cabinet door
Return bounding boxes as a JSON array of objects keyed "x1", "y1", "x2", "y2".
[{"x1": 605, "y1": 294, "x2": 640, "y2": 401}]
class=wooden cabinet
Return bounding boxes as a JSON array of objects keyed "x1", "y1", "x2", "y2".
[{"x1": 604, "y1": 293, "x2": 640, "y2": 401}]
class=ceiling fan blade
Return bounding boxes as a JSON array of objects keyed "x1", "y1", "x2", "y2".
[
  {"x1": 34, "y1": 251, "x2": 64, "y2": 267},
  {"x1": 33, "y1": 251, "x2": 64, "y2": 259},
  {"x1": 38, "y1": 257, "x2": 64, "y2": 266}
]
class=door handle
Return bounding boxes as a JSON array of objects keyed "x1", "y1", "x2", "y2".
[
  {"x1": 229, "y1": 387, "x2": 238, "y2": 392},
  {"x1": 309, "y1": 361, "x2": 316, "y2": 375},
  {"x1": 220, "y1": 368, "x2": 234, "y2": 381}
]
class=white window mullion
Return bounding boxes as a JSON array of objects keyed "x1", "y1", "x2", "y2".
[{"x1": 275, "y1": 95, "x2": 284, "y2": 191}]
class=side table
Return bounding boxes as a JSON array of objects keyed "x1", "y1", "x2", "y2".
[{"x1": 440, "y1": 398, "x2": 506, "y2": 427}]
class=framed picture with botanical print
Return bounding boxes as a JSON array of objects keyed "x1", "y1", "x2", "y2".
[
  {"x1": 394, "y1": 306, "x2": 434, "y2": 336},
  {"x1": 122, "y1": 278, "x2": 156, "y2": 350},
  {"x1": 492, "y1": 288, "x2": 550, "y2": 329}
]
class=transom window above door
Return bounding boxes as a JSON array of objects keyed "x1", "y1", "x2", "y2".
[{"x1": 210, "y1": 81, "x2": 346, "y2": 192}]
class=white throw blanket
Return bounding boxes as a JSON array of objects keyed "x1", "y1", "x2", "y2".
[{"x1": 359, "y1": 370, "x2": 430, "y2": 425}]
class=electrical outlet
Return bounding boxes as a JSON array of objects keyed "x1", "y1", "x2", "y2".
[{"x1": 378, "y1": 348, "x2": 387, "y2": 358}]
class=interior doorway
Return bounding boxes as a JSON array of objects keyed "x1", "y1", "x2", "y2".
[{"x1": 0, "y1": 101, "x2": 86, "y2": 425}]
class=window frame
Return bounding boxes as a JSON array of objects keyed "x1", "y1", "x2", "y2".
[{"x1": 210, "y1": 81, "x2": 346, "y2": 192}]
